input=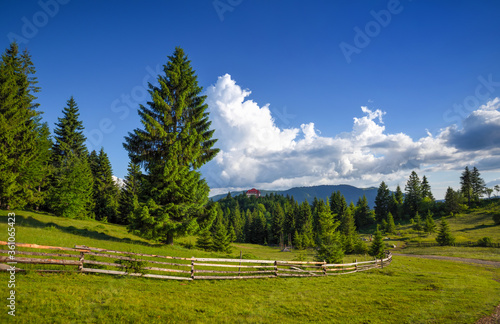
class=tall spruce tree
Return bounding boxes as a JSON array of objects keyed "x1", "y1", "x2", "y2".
[
  {"x1": 0, "y1": 42, "x2": 50, "y2": 209},
  {"x1": 460, "y1": 166, "x2": 473, "y2": 207},
  {"x1": 315, "y1": 206, "x2": 343, "y2": 263},
  {"x1": 436, "y1": 218, "x2": 455, "y2": 246},
  {"x1": 369, "y1": 230, "x2": 385, "y2": 259},
  {"x1": 404, "y1": 171, "x2": 422, "y2": 218},
  {"x1": 471, "y1": 167, "x2": 486, "y2": 204},
  {"x1": 48, "y1": 97, "x2": 93, "y2": 218},
  {"x1": 118, "y1": 161, "x2": 142, "y2": 224},
  {"x1": 124, "y1": 47, "x2": 219, "y2": 244},
  {"x1": 89, "y1": 148, "x2": 119, "y2": 222},
  {"x1": 354, "y1": 195, "x2": 374, "y2": 228},
  {"x1": 421, "y1": 176, "x2": 434, "y2": 201},
  {"x1": 374, "y1": 181, "x2": 391, "y2": 223},
  {"x1": 444, "y1": 187, "x2": 462, "y2": 215}
]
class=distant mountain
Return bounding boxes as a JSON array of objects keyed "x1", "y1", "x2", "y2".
[{"x1": 210, "y1": 184, "x2": 380, "y2": 208}]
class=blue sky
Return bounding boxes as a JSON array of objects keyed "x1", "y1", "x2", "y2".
[{"x1": 1, "y1": 0, "x2": 500, "y2": 199}]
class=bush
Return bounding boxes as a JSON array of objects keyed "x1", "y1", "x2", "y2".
[
  {"x1": 493, "y1": 213, "x2": 500, "y2": 225},
  {"x1": 353, "y1": 239, "x2": 368, "y2": 255},
  {"x1": 477, "y1": 237, "x2": 492, "y2": 247}
]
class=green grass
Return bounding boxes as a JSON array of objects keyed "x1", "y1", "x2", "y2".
[
  {"x1": 0, "y1": 256, "x2": 498, "y2": 323},
  {"x1": 1, "y1": 209, "x2": 500, "y2": 323},
  {"x1": 398, "y1": 246, "x2": 500, "y2": 262}
]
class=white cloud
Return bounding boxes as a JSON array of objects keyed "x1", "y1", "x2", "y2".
[{"x1": 202, "y1": 74, "x2": 500, "y2": 195}]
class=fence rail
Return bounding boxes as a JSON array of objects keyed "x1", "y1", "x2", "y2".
[{"x1": 0, "y1": 241, "x2": 392, "y2": 281}]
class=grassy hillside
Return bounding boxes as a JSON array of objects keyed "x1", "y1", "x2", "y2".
[{"x1": 0, "y1": 209, "x2": 499, "y2": 323}]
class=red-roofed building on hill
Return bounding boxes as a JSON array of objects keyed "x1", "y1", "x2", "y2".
[{"x1": 246, "y1": 188, "x2": 261, "y2": 198}]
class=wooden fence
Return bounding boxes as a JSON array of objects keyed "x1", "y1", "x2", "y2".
[{"x1": 0, "y1": 241, "x2": 392, "y2": 281}]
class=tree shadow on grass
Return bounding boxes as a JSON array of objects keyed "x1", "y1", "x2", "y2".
[
  {"x1": 0, "y1": 215, "x2": 162, "y2": 249},
  {"x1": 457, "y1": 223, "x2": 497, "y2": 232}
]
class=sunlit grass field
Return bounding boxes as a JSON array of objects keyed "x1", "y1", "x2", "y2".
[{"x1": 0, "y1": 209, "x2": 499, "y2": 323}]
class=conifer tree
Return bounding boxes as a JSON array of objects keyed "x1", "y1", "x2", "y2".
[
  {"x1": 354, "y1": 195, "x2": 374, "y2": 228},
  {"x1": 90, "y1": 148, "x2": 119, "y2": 222},
  {"x1": 293, "y1": 230, "x2": 304, "y2": 250},
  {"x1": 315, "y1": 207, "x2": 344, "y2": 263},
  {"x1": 212, "y1": 221, "x2": 231, "y2": 253},
  {"x1": 123, "y1": 47, "x2": 219, "y2": 244},
  {"x1": 271, "y1": 203, "x2": 285, "y2": 245},
  {"x1": 369, "y1": 230, "x2": 385, "y2": 259},
  {"x1": 330, "y1": 191, "x2": 347, "y2": 221},
  {"x1": 196, "y1": 229, "x2": 213, "y2": 251},
  {"x1": 374, "y1": 181, "x2": 391, "y2": 223},
  {"x1": 413, "y1": 211, "x2": 422, "y2": 231},
  {"x1": 471, "y1": 167, "x2": 486, "y2": 204},
  {"x1": 0, "y1": 42, "x2": 50, "y2": 209},
  {"x1": 460, "y1": 166, "x2": 473, "y2": 207},
  {"x1": 48, "y1": 97, "x2": 93, "y2": 218},
  {"x1": 118, "y1": 161, "x2": 142, "y2": 224},
  {"x1": 436, "y1": 218, "x2": 455, "y2": 246},
  {"x1": 386, "y1": 212, "x2": 396, "y2": 234},
  {"x1": 404, "y1": 171, "x2": 422, "y2": 218},
  {"x1": 444, "y1": 187, "x2": 462, "y2": 215},
  {"x1": 423, "y1": 210, "x2": 436, "y2": 234},
  {"x1": 340, "y1": 208, "x2": 357, "y2": 253},
  {"x1": 390, "y1": 185, "x2": 404, "y2": 220},
  {"x1": 421, "y1": 176, "x2": 434, "y2": 200}
]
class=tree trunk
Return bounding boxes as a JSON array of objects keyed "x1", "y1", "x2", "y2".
[{"x1": 166, "y1": 233, "x2": 174, "y2": 245}]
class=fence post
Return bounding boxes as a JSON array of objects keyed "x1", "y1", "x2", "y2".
[
  {"x1": 274, "y1": 261, "x2": 278, "y2": 277},
  {"x1": 78, "y1": 252, "x2": 85, "y2": 272},
  {"x1": 191, "y1": 257, "x2": 195, "y2": 280},
  {"x1": 239, "y1": 251, "x2": 242, "y2": 276},
  {"x1": 323, "y1": 260, "x2": 327, "y2": 276},
  {"x1": 355, "y1": 259, "x2": 358, "y2": 272}
]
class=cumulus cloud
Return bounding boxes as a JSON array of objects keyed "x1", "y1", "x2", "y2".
[
  {"x1": 202, "y1": 74, "x2": 500, "y2": 193},
  {"x1": 441, "y1": 97, "x2": 500, "y2": 151}
]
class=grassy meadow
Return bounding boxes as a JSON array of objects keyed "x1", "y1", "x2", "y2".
[{"x1": 0, "y1": 208, "x2": 499, "y2": 323}]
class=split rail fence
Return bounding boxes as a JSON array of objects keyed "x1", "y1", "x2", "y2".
[{"x1": 0, "y1": 241, "x2": 392, "y2": 281}]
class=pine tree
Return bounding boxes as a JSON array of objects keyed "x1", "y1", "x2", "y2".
[
  {"x1": 369, "y1": 230, "x2": 385, "y2": 259},
  {"x1": 423, "y1": 210, "x2": 436, "y2": 234},
  {"x1": 330, "y1": 191, "x2": 347, "y2": 221},
  {"x1": 385, "y1": 212, "x2": 396, "y2": 234},
  {"x1": 0, "y1": 42, "x2": 49, "y2": 209},
  {"x1": 390, "y1": 185, "x2": 404, "y2": 220},
  {"x1": 212, "y1": 216, "x2": 231, "y2": 253},
  {"x1": 374, "y1": 181, "x2": 391, "y2": 223},
  {"x1": 271, "y1": 203, "x2": 285, "y2": 244},
  {"x1": 196, "y1": 229, "x2": 213, "y2": 251},
  {"x1": 90, "y1": 148, "x2": 119, "y2": 222},
  {"x1": 404, "y1": 171, "x2": 422, "y2": 218},
  {"x1": 123, "y1": 47, "x2": 219, "y2": 244},
  {"x1": 421, "y1": 176, "x2": 434, "y2": 200},
  {"x1": 471, "y1": 167, "x2": 486, "y2": 205},
  {"x1": 444, "y1": 187, "x2": 462, "y2": 215},
  {"x1": 293, "y1": 230, "x2": 304, "y2": 250},
  {"x1": 315, "y1": 207, "x2": 344, "y2": 263},
  {"x1": 118, "y1": 161, "x2": 142, "y2": 224},
  {"x1": 340, "y1": 208, "x2": 357, "y2": 253},
  {"x1": 354, "y1": 195, "x2": 374, "y2": 228},
  {"x1": 48, "y1": 97, "x2": 93, "y2": 218},
  {"x1": 436, "y1": 218, "x2": 455, "y2": 246},
  {"x1": 460, "y1": 166, "x2": 473, "y2": 207},
  {"x1": 413, "y1": 211, "x2": 422, "y2": 231}
]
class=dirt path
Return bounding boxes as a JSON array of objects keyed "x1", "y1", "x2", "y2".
[{"x1": 392, "y1": 253, "x2": 500, "y2": 268}]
